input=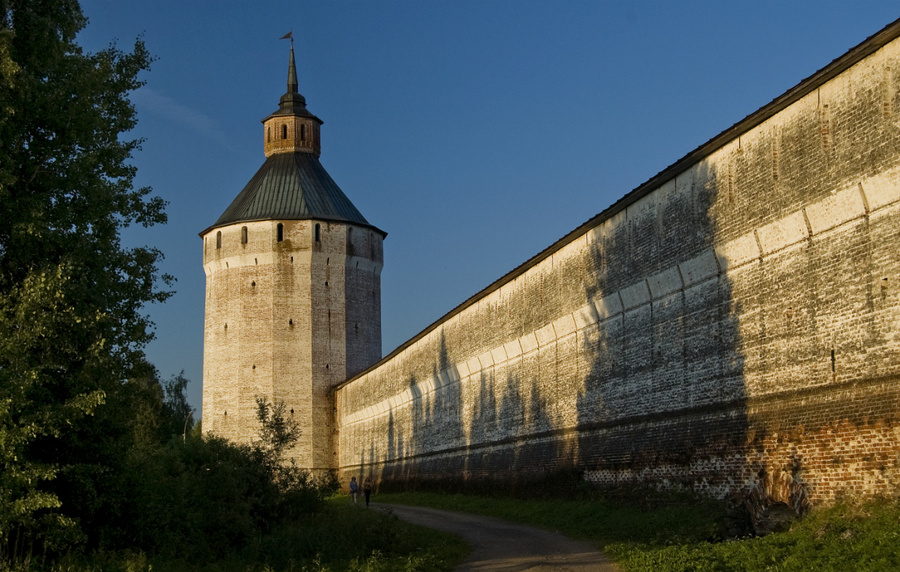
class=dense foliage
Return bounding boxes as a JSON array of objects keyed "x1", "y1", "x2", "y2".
[
  {"x1": 0, "y1": 0, "x2": 169, "y2": 556},
  {"x1": 0, "y1": 1, "x2": 345, "y2": 567},
  {"x1": 123, "y1": 401, "x2": 339, "y2": 562}
]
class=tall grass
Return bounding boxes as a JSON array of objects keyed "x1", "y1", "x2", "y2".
[{"x1": 605, "y1": 497, "x2": 900, "y2": 572}]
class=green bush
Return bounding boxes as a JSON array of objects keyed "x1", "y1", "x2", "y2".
[{"x1": 122, "y1": 432, "x2": 337, "y2": 560}]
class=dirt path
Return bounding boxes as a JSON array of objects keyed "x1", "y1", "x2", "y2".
[{"x1": 378, "y1": 504, "x2": 621, "y2": 571}]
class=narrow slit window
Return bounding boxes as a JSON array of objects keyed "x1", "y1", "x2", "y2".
[
  {"x1": 216, "y1": 231, "x2": 222, "y2": 249},
  {"x1": 277, "y1": 223, "x2": 284, "y2": 242},
  {"x1": 241, "y1": 226, "x2": 248, "y2": 244},
  {"x1": 315, "y1": 223, "x2": 321, "y2": 242},
  {"x1": 301, "y1": 124, "x2": 306, "y2": 142},
  {"x1": 282, "y1": 124, "x2": 287, "y2": 139}
]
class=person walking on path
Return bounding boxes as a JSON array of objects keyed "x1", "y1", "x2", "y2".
[
  {"x1": 363, "y1": 476, "x2": 373, "y2": 507},
  {"x1": 348, "y1": 476, "x2": 359, "y2": 504}
]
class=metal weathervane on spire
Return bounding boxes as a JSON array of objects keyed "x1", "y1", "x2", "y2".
[{"x1": 280, "y1": 31, "x2": 293, "y2": 44}]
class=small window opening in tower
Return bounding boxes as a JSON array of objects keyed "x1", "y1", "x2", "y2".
[
  {"x1": 301, "y1": 124, "x2": 306, "y2": 142},
  {"x1": 241, "y1": 226, "x2": 248, "y2": 244},
  {"x1": 267, "y1": 127, "x2": 271, "y2": 142},
  {"x1": 282, "y1": 124, "x2": 287, "y2": 140},
  {"x1": 315, "y1": 223, "x2": 321, "y2": 242},
  {"x1": 277, "y1": 223, "x2": 284, "y2": 242},
  {"x1": 216, "y1": 231, "x2": 222, "y2": 249}
]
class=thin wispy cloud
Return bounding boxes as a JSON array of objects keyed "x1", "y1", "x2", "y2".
[{"x1": 133, "y1": 87, "x2": 238, "y2": 153}]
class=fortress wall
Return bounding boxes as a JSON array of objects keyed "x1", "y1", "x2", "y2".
[{"x1": 336, "y1": 29, "x2": 900, "y2": 503}]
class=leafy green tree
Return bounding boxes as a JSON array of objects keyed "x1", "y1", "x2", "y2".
[
  {"x1": 254, "y1": 396, "x2": 338, "y2": 521},
  {"x1": 0, "y1": 0, "x2": 169, "y2": 554},
  {"x1": 162, "y1": 371, "x2": 195, "y2": 441},
  {"x1": 255, "y1": 396, "x2": 302, "y2": 461}
]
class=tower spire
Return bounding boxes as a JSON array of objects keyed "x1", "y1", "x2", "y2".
[
  {"x1": 263, "y1": 36, "x2": 322, "y2": 157},
  {"x1": 287, "y1": 43, "x2": 298, "y2": 94}
]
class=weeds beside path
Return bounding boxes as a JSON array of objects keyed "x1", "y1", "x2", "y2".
[{"x1": 377, "y1": 491, "x2": 900, "y2": 572}]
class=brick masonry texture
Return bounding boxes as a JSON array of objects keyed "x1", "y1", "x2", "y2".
[
  {"x1": 335, "y1": 26, "x2": 900, "y2": 505},
  {"x1": 202, "y1": 219, "x2": 382, "y2": 470}
]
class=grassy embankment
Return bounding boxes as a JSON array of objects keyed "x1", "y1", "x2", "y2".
[
  {"x1": 378, "y1": 491, "x2": 900, "y2": 571},
  {"x1": 2, "y1": 499, "x2": 468, "y2": 572}
]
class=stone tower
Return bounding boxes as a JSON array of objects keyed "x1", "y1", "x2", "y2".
[{"x1": 200, "y1": 45, "x2": 385, "y2": 471}]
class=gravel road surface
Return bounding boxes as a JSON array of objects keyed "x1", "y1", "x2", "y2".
[{"x1": 378, "y1": 504, "x2": 621, "y2": 571}]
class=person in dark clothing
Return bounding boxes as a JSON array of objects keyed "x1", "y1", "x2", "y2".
[{"x1": 363, "y1": 476, "x2": 373, "y2": 507}]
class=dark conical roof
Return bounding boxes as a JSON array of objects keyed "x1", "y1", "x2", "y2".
[
  {"x1": 208, "y1": 152, "x2": 381, "y2": 233},
  {"x1": 202, "y1": 44, "x2": 384, "y2": 237}
]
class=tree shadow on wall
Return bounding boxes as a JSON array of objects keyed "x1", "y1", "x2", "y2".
[
  {"x1": 375, "y1": 333, "x2": 464, "y2": 490},
  {"x1": 574, "y1": 160, "x2": 813, "y2": 511},
  {"x1": 366, "y1": 164, "x2": 817, "y2": 508},
  {"x1": 374, "y1": 328, "x2": 581, "y2": 495},
  {"x1": 575, "y1": 162, "x2": 750, "y2": 499}
]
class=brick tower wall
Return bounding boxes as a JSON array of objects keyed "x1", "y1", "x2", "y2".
[{"x1": 203, "y1": 219, "x2": 382, "y2": 470}]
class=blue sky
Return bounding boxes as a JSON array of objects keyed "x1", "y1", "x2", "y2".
[{"x1": 75, "y1": 1, "x2": 899, "y2": 414}]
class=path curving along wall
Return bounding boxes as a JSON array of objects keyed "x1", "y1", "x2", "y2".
[{"x1": 336, "y1": 20, "x2": 900, "y2": 505}]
